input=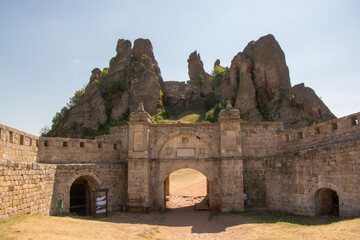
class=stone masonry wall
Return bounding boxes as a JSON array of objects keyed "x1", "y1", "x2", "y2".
[
  {"x1": 264, "y1": 139, "x2": 360, "y2": 218},
  {"x1": 97, "y1": 125, "x2": 129, "y2": 161},
  {"x1": 241, "y1": 122, "x2": 283, "y2": 157},
  {"x1": 37, "y1": 137, "x2": 124, "y2": 164},
  {"x1": 51, "y1": 163, "x2": 127, "y2": 215},
  {"x1": 220, "y1": 159, "x2": 244, "y2": 212},
  {"x1": 280, "y1": 112, "x2": 360, "y2": 153},
  {"x1": 0, "y1": 159, "x2": 56, "y2": 219},
  {"x1": 0, "y1": 124, "x2": 39, "y2": 163},
  {"x1": 243, "y1": 158, "x2": 266, "y2": 208}
]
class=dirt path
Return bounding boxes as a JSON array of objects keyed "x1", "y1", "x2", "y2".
[{"x1": 164, "y1": 207, "x2": 243, "y2": 240}]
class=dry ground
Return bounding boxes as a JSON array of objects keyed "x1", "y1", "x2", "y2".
[
  {"x1": 1, "y1": 169, "x2": 359, "y2": 240},
  {"x1": 1, "y1": 211, "x2": 359, "y2": 240}
]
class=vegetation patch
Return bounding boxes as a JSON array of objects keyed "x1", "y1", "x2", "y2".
[
  {"x1": 210, "y1": 65, "x2": 226, "y2": 89},
  {"x1": 43, "y1": 86, "x2": 86, "y2": 136},
  {"x1": 288, "y1": 94, "x2": 304, "y2": 109},
  {"x1": 195, "y1": 74, "x2": 205, "y2": 86}
]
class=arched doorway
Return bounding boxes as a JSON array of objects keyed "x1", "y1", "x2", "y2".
[
  {"x1": 70, "y1": 176, "x2": 99, "y2": 216},
  {"x1": 314, "y1": 188, "x2": 339, "y2": 217},
  {"x1": 164, "y1": 168, "x2": 209, "y2": 210}
]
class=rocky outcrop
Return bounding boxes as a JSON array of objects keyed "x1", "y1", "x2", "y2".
[
  {"x1": 213, "y1": 34, "x2": 335, "y2": 127},
  {"x1": 49, "y1": 34, "x2": 336, "y2": 138},
  {"x1": 187, "y1": 51, "x2": 212, "y2": 95},
  {"x1": 89, "y1": 68, "x2": 102, "y2": 83},
  {"x1": 62, "y1": 83, "x2": 107, "y2": 137},
  {"x1": 243, "y1": 34, "x2": 291, "y2": 107},
  {"x1": 269, "y1": 83, "x2": 335, "y2": 129},
  {"x1": 231, "y1": 52, "x2": 263, "y2": 121},
  {"x1": 128, "y1": 51, "x2": 161, "y2": 114},
  {"x1": 51, "y1": 38, "x2": 164, "y2": 138}
]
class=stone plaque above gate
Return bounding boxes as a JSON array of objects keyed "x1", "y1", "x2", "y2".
[{"x1": 176, "y1": 148, "x2": 195, "y2": 157}]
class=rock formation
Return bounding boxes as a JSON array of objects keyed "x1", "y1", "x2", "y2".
[
  {"x1": 47, "y1": 34, "x2": 335, "y2": 138},
  {"x1": 165, "y1": 34, "x2": 334, "y2": 127},
  {"x1": 47, "y1": 38, "x2": 164, "y2": 138}
]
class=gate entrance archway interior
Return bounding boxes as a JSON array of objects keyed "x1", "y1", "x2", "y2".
[
  {"x1": 164, "y1": 168, "x2": 209, "y2": 210},
  {"x1": 315, "y1": 188, "x2": 340, "y2": 217},
  {"x1": 70, "y1": 176, "x2": 98, "y2": 216}
]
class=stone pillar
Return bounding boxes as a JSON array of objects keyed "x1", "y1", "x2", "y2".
[
  {"x1": 127, "y1": 102, "x2": 152, "y2": 207},
  {"x1": 218, "y1": 99, "x2": 244, "y2": 212}
]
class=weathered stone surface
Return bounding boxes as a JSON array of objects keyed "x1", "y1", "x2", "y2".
[
  {"x1": 230, "y1": 52, "x2": 263, "y2": 121},
  {"x1": 108, "y1": 39, "x2": 132, "y2": 76},
  {"x1": 214, "y1": 59, "x2": 220, "y2": 68},
  {"x1": 128, "y1": 54, "x2": 161, "y2": 115},
  {"x1": 163, "y1": 81, "x2": 187, "y2": 107},
  {"x1": 62, "y1": 83, "x2": 107, "y2": 136},
  {"x1": 111, "y1": 91, "x2": 129, "y2": 120},
  {"x1": 89, "y1": 68, "x2": 102, "y2": 83},
  {"x1": 187, "y1": 51, "x2": 212, "y2": 95},
  {"x1": 269, "y1": 83, "x2": 336, "y2": 129},
  {"x1": 243, "y1": 34, "x2": 291, "y2": 106},
  {"x1": 132, "y1": 38, "x2": 154, "y2": 60}
]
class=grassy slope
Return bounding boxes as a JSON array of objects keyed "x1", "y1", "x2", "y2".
[{"x1": 164, "y1": 107, "x2": 207, "y2": 123}]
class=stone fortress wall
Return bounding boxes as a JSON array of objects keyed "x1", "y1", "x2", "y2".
[
  {"x1": 0, "y1": 125, "x2": 127, "y2": 219},
  {"x1": 37, "y1": 137, "x2": 125, "y2": 164},
  {"x1": 0, "y1": 109, "x2": 359, "y2": 218},
  {"x1": 0, "y1": 124, "x2": 39, "y2": 163},
  {"x1": 280, "y1": 112, "x2": 360, "y2": 152}
]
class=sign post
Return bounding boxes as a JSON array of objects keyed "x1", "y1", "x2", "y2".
[{"x1": 92, "y1": 188, "x2": 109, "y2": 218}]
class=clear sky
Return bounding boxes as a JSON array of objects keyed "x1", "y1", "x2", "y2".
[{"x1": 0, "y1": 0, "x2": 359, "y2": 135}]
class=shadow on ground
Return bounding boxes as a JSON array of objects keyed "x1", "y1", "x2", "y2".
[{"x1": 68, "y1": 207, "x2": 344, "y2": 234}]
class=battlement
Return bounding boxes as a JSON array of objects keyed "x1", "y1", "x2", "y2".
[
  {"x1": 37, "y1": 137, "x2": 123, "y2": 164},
  {"x1": 0, "y1": 124, "x2": 39, "y2": 163},
  {"x1": 281, "y1": 112, "x2": 360, "y2": 152}
]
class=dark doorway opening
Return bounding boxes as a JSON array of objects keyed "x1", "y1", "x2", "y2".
[
  {"x1": 70, "y1": 177, "x2": 91, "y2": 216},
  {"x1": 315, "y1": 188, "x2": 339, "y2": 217}
]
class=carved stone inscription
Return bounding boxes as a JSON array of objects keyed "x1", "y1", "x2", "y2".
[{"x1": 176, "y1": 148, "x2": 195, "y2": 157}]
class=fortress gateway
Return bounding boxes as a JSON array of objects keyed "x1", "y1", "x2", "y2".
[{"x1": 0, "y1": 101, "x2": 359, "y2": 219}]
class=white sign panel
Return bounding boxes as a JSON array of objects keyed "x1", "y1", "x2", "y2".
[{"x1": 96, "y1": 195, "x2": 106, "y2": 214}]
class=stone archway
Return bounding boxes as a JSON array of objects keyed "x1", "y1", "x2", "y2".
[
  {"x1": 69, "y1": 175, "x2": 100, "y2": 216},
  {"x1": 152, "y1": 159, "x2": 217, "y2": 211},
  {"x1": 164, "y1": 168, "x2": 209, "y2": 210},
  {"x1": 66, "y1": 170, "x2": 102, "y2": 216},
  {"x1": 314, "y1": 188, "x2": 340, "y2": 217}
]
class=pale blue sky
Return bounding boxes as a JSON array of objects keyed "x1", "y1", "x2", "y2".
[{"x1": 0, "y1": 0, "x2": 359, "y2": 135}]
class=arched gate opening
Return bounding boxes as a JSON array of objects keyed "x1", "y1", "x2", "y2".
[
  {"x1": 315, "y1": 188, "x2": 340, "y2": 217},
  {"x1": 164, "y1": 168, "x2": 209, "y2": 210},
  {"x1": 70, "y1": 176, "x2": 99, "y2": 216}
]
